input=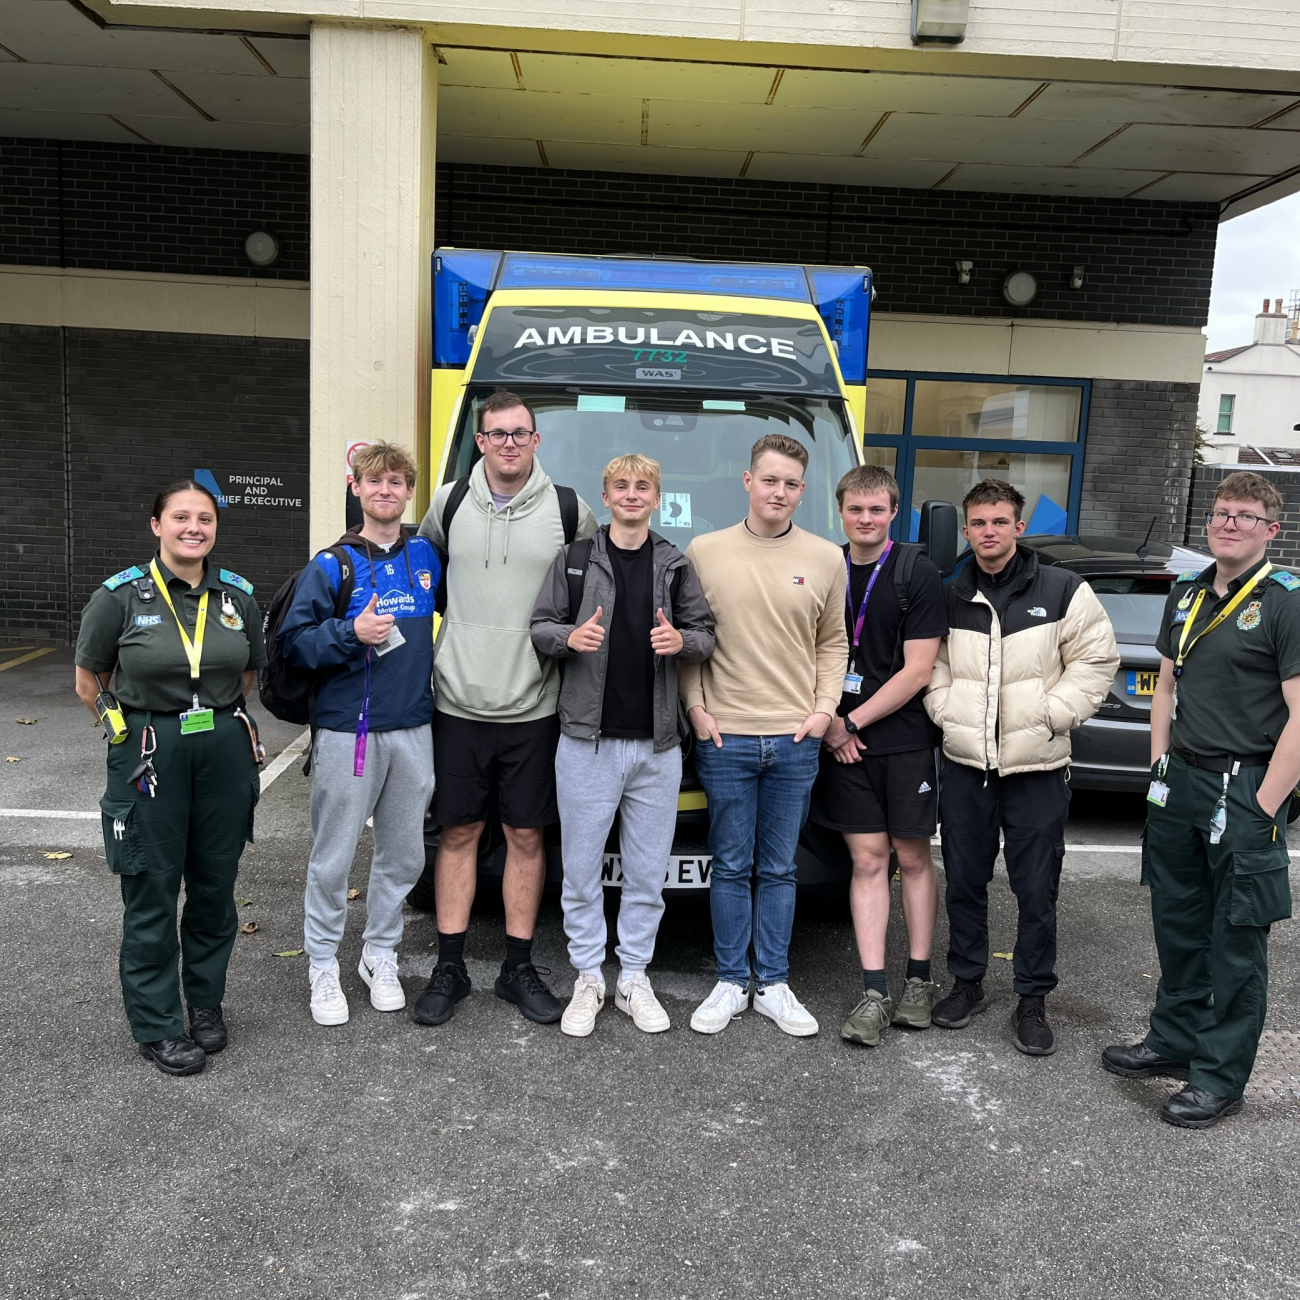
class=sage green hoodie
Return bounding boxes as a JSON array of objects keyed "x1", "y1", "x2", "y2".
[{"x1": 418, "y1": 458, "x2": 597, "y2": 722}]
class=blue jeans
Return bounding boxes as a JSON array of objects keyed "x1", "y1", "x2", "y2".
[{"x1": 694, "y1": 734, "x2": 821, "y2": 987}]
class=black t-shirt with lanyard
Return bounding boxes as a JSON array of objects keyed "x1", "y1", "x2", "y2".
[{"x1": 837, "y1": 542, "x2": 949, "y2": 755}]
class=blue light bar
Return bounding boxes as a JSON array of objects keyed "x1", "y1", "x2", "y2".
[
  {"x1": 808, "y1": 266, "x2": 872, "y2": 385},
  {"x1": 433, "y1": 249, "x2": 502, "y2": 366},
  {"x1": 498, "y1": 252, "x2": 809, "y2": 301}
]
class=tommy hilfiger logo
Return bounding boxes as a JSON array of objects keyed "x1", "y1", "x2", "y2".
[{"x1": 792, "y1": 576, "x2": 805, "y2": 585}]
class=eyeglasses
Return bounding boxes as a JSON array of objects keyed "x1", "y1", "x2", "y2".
[
  {"x1": 1205, "y1": 509, "x2": 1275, "y2": 532},
  {"x1": 481, "y1": 428, "x2": 536, "y2": 446}
]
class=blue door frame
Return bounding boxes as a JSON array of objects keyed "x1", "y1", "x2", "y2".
[{"x1": 863, "y1": 370, "x2": 1091, "y2": 541}]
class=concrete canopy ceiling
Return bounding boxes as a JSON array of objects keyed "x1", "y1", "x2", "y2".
[{"x1": 1, "y1": 0, "x2": 1299, "y2": 211}]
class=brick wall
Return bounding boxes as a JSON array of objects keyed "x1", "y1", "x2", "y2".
[
  {"x1": 0, "y1": 324, "x2": 309, "y2": 639},
  {"x1": 1079, "y1": 379, "x2": 1201, "y2": 544},
  {"x1": 1187, "y1": 464, "x2": 1300, "y2": 567}
]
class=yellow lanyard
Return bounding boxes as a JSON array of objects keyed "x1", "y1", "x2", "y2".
[
  {"x1": 150, "y1": 559, "x2": 209, "y2": 680},
  {"x1": 1174, "y1": 562, "x2": 1271, "y2": 672}
]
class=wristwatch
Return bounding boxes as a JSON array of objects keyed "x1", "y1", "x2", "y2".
[{"x1": 842, "y1": 716, "x2": 859, "y2": 735}]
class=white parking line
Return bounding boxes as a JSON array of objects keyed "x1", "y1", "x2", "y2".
[
  {"x1": 0, "y1": 809, "x2": 99, "y2": 820},
  {"x1": 259, "y1": 727, "x2": 312, "y2": 793}
]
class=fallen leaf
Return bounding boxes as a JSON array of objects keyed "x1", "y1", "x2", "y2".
[
  {"x1": 43, "y1": 851, "x2": 73, "y2": 860},
  {"x1": 275, "y1": 948, "x2": 303, "y2": 958},
  {"x1": 346, "y1": 888, "x2": 361, "y2": 900},
  {"x1": 5, "y1": 756, "x2": 19, "y2": 763},
  {"x1": 16, "y1": 718, "x2": 36, "y2": 725},
  {"x1": 992, "y1": 951, "x2": 1013, "y2": 960},
  {"x1": 237, "y1": 898, "x2": 253, "y2": 907},
  {"x1": 239, "y1": 921, "x2": 259, "y2": 935}
]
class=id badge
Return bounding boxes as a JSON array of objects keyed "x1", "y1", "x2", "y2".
[
  {"x1": 842, "y1": 672, "x2": 863, "y2": 695},
  {"x1": 1146, "y1": 780, "x2": 1169, "y2": 808},
  {"x1": 373, "y1": 626, "x2": 407, "y2": 658},
  {"x1": 180, "y1": 708, "x2": 215, "y2": 735}
]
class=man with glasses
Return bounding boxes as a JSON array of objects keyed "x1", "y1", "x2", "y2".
[
  {"x1": 413, "y1": 390, "x2": 597, "y2": 1027},
  {"x1": 1103, "y1": 471, "x2": 1300, "y2": 1128}
]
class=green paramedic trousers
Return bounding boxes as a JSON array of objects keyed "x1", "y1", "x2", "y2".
[
  {"x1": 1143, "y1": 752, "x2": 1292, "y2": 1098},
  {"x1": 99, "y1": 709, "x2": 258, "y2": 1043}
]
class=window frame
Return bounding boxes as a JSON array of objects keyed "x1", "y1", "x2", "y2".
[{"x1": 1217, "y1": 393, "x2": 1235, "y2": 435}]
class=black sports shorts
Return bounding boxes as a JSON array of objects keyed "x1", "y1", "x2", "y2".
[
  {"x1": 808, "y1": 745, "x2": 938, "y2": 840},
  {"x1": 433, "y1": 711, "x2": 560, "y2": 829}
]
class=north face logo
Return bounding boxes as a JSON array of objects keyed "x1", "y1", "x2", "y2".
[
  {"x1": 1027, "y1": 606, "x2": 1047, "y2": 617},
  {"x1": 917, "y1": 781, "x2": 932, "y2": 794}
]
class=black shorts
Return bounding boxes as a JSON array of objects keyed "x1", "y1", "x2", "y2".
[
  {"x1": 808, "y1": 745, "x2": 938, "y2": 839},
  {"x1": 433, "y1": 712, "x2": 560, "y2": 829}
]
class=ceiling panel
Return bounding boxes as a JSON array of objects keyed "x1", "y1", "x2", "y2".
[
  {"x1": 438, "y1": 133, "x2": 550, "y2": 167},
  {"x1": 0, "y1": 63, "x2": 202, "y2": 118},
  {"x1": 114, "y1": 116, "x2": 310, "y2": 152},
  {"x1": 650, "y1": 101, "x2": 878, "y2": 155},
  {"x1": 1084, "y1": 123, "x2": 1300, "y2": 175},
  {"x1": 160, "y1": 71, "x2": 307, "y2": 124},
  {"x1": 743, "y1": 153, "x2": 956, "y2": 187},
  {"x1": 0, "y1": 0, "x2": 268, "y2": 74},
  {"x1": 938, "y1": 163, "x2": 1167, "y2": 196},
  {"x1": 436, "y1": 47, "x2": 520, "y2": 90},
  {"x1": 438, "y1": 85, "x2": 642, "y2": 145},
  {"x1": 864, "y1": 113, "x2": 1115, "y2": 166},
  {"x1": 0, "y1": 106, "x2": 140, "y2": 144},
  {"x1": 521, "y1": 53, "x2": 775, "y2": 103},
  {"x1": 1129, "y1": 172, "x2": 1272, "y2": 201},
  {"x1": 542, "y1": 140, "x2": 752, "y2": 177},
  {"x1": 776, "y1": 68, "x2": 1041, "y2": 117},
  {"x1": 247, "y1": 37, "x2": 309, "y2": 79},
  {"x1": 1024, "y1": 81, "x2": 1300, "y2": 127}
]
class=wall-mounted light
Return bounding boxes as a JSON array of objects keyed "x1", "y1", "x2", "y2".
[
  {"x1": 955, "y1": 259, "x2": 973, "y2": 286},
  {"x1": 1002, "y1": 269, "x2": 1038, "y2": 308},
  {"x1": 1070, "y1": 265, "x2": 1086, "y2": 290},
  {"x1": 244, "y1": 230, "x2": 280, "y2": 268},
  {"x1": 912, "y1": 0, "x2": 969, "y2": 44}
]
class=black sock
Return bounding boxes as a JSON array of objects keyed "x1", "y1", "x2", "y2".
[
  {"x1": 862, "y1": 968, "x2": 888, "y2": 996},
  {"x1": 505, "y1": 934, "x2": 533, "y2": 972},
  {"x1": 437, "y1": 930, "x2": 466, "y2": 970},
  {"x1": 906, "y1": 957, "x2": 932, "y2": 983}
]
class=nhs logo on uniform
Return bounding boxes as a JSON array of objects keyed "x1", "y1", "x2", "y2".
[{"x1": 135, "y1": 614, "x2": 163, "y2": 626}]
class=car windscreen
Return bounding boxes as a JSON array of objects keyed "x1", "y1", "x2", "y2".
[
  {"x1": 445, "y1": 390, "x2": 859, "y2": 544},
  {"x1": 1086, "y1": 576, "x2": 1174, "y2": 645}
]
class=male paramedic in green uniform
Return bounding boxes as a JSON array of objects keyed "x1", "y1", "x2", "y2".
[{"x1": 1103, "y1": 470, "x2": 1300, "y2": 1128}]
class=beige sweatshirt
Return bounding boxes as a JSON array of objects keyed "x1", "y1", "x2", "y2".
[{"x1": 679, "y1": 522, "x2": 848, "y2": 735}]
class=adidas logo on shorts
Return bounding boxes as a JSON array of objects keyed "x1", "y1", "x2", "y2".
[{"x1": 917, "y1": 781, "x2": 932, "y2": 794}]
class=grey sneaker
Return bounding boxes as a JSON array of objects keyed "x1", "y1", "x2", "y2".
[
  {"x1": 840, "y1": 989, "x2": 893, "y2": 1047},
  {"x1": 891, "y1": 977, "x2": 942, "y2": 1029}
]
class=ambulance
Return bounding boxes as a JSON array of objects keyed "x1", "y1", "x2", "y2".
[{"x1": 422, "y1": 249, "x2": 875, "y2": 894}]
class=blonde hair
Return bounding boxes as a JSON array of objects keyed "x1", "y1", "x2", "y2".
[
  {"x1": 350, "y1": 441, "x2": 418, "y2": 489},
  {"x1": 603, "y1": 453, "x2": 661, "y2": 495}
]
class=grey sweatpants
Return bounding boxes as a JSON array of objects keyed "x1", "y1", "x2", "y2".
[
  {"x1": 304, "y1": 724, "x2": 434, "y2": 963},
  {"x1": 556, "y1": 734, "x2": 681, "y2": 975}
]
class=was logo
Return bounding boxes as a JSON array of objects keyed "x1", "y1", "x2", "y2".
[
  {"x1": 1238, "y1": 600, "x2": 1263, "y2": 631},
  {"x1": 417, "y1": 570, "x2": 432, "y2": 592}
]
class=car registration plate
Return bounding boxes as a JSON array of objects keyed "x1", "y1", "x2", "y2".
[
  {"x1": 1126, "y1": 670, "x2": 1158, "y2": 696},
  {"x1": 601, "y1": 853, "x2": 712, "y2": 889}
]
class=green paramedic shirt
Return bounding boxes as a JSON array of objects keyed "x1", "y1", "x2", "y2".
[
  {"x1": 76, "y1": 557, "x2": 267, "y2": 713},
  {"x1": 1155, "y1": 558, "x2": 1300, "y2": 759}
]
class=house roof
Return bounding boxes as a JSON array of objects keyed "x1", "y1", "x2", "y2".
[{"x1": 1204, "y1": 345, "x2": 1253, "y2": 363}]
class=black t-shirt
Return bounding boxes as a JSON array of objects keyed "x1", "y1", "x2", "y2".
[
  {"x1": 600, "y1": 537, "x2": 655, "y2": 738},
  {"x1": 837, "y1": 543, "x2": 948, "y2": 754}
]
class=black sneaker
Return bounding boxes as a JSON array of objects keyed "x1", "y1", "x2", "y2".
[
  {"x1": 932, "y1": 978, "x2": 987, "y2": 1029},
  {"x1": 411, "y1": 962, "x2": 471, "y2": 1026},
  {"x1": 1012, "y1": 996, "x2": 1056, "y2": 1056},
  {"x1": 495, "y1": 962, "x2": 562, "y2": 1024},
  {"x1": 187, "y1": 1005, "x2": 227, "y2": 1054},
  {"x1": 138, "y1": 1036, "x2": 206, "y2": 1076}
]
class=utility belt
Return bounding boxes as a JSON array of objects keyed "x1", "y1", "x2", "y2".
[
  {"x1": 118, "y1": 701, "x2": 265, "y2": 799},
  {"x1": 1174, "y1": 748, "x2": 1273, "y2": 774},
  {"x1": 122, "y1": 703, "x2": 238, "y2": 718}
]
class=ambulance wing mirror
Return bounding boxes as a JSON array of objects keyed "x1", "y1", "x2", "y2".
[{"x1": 918, "y1": 500, "x2": 959, "y2": 578}]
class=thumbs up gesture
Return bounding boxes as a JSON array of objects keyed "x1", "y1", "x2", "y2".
[
  {"x1": 354, "y1": 592, "x2": 396, "y2": 646},
  {"x1": 568, "y1": 605, "x2": 606, "y2": 653},
  {"x1": 649, "y1": 607, "x2": 684, "y2": 657}
]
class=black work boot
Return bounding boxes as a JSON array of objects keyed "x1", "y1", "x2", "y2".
[
  {"x1": 1162, "y1": 1086, "x2": 1244, "y2": 1129},
  {"x1": 932, "y1": 978, "x2": 987, "y2": 1029},
  {"x1": 187, "y1": 1005, "x2": 227, "y2": 1054},
  {"x1": 1011, "y1": 996, "x2": 1056, "y2": 1056},
  {"x1": 411, "y1": 963, "x2": 471, "y2": 1026},
  {"x1": 138, "y1": 1036, "x2": 206, "y2": 1076},
  {"x1": 1101, "y1": 1041, "x2": 1189, "y2": 1080},
  {"x1": 495, "y1": 962, "x2": 562, "y2": 1024}
]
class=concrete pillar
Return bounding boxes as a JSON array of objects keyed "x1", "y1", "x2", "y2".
[{"x1": 309, "y1": 23, "x2": 437, "y2": 553}]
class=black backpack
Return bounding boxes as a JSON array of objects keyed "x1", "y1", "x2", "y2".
[
  {"x1": 259, "y1": 543, "x2": 357, "y2": 725},
  {"x1": 434, "y1": 478, "x2": 579, "y2": 613}
]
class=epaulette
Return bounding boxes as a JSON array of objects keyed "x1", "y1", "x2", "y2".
[
  {"x1": 1269, "y1": 570, "x2": 1300, "y2": 591},
  {"x1": 103, "y1": 565, "x2": 145, "y2": 591},
  {"x1": 1174, "y1": 570, "x2": 1202, "y2": 584},
  {"x1": 220, "y1": 569, "x2": 254, "y2": 595}
]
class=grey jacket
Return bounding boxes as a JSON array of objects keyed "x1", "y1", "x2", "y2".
[{"x1": 531, "y1": 528, "x2": 715, "y2": 753}]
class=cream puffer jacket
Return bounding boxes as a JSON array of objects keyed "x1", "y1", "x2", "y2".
[{"x1": 925, "y1": 548, "x2": 1120, "y2": 775}]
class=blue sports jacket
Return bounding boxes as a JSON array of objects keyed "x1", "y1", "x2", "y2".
[{"x1": 278, "y1": 533, "x2": 438, "y2": 733}]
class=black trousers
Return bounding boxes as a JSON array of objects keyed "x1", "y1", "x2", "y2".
[{"x1": 938, "y1": 762, "x2": 1070, "y2": 997}]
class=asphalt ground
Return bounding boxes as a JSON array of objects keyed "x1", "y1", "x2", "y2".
[{"x1": 3, "y1": 643, "x2": 1300, "y2": 1300}]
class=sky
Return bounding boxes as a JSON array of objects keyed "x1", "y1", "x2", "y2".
[{"x1": 1206, "y1": 190, "x2": 1300, "y2": 352}]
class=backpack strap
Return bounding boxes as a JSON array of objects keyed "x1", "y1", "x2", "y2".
[
  {"x1": 556, "y1": 484, "x2": 579, "y2": 545},
  {"x1": 441, "y1": 476, "x2": 472, "y2": 540},
  {"x1": 888, "y1": 542, "x2": 923, "y2": 673},
  {"x1": 565, "y1": 537, "x2": 594, "y2": 622},
  {"x1": 327, "y1": 545, "x2": 355, "y2": 620}
]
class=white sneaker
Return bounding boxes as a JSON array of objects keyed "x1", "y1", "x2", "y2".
[
  {"x1": 753, "y1": 982, "x2": 819, "y2": 1037},
  {"x1": 561, "y1": 973, "x2": 606, "y2": 1038},
  {"x1": 616, "y1": 971, "x2": 670, "y2": 1034},
  {"x1": 309, "y1": 959, "x2": 350, "y2": 1026},
  {"x1": 690, "y1": 980, "x2": 749, "y2": 1035},
  {"x1": 358, "y1": 944, "x2": 405, "y2": 1012}
]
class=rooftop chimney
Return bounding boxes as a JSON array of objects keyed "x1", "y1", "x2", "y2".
[{"x1": 1256, "y1": 298, "x2": 1288, "y2": 345}]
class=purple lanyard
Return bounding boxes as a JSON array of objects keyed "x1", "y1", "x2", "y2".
[
  {"x1": 846, "y1": 540, "x2": 892, "y2": 668},
  {"x1": 353, "y1": 648, "x2": 372, "y2": 778}
]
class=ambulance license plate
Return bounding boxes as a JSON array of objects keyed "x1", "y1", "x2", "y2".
[
  {"x1": 601, "y1": 853, "x2": 712, "y2": 889},
  {"x1": 1126, "y1": 670, "x2": 1157, "y2": 696}
]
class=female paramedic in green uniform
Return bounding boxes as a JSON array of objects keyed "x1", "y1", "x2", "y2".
[{"x1": 74, "y1": 480, "x2": 266, "y2": 1077}]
